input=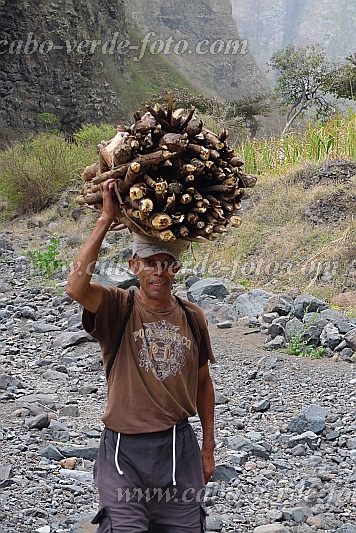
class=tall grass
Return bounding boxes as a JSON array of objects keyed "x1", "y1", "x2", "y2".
[
  {"x1": 239, "y1": 110, "x2": 355, "y2": 175},
  {"x1": 0, "y1": 125, "x2": 116, "y2": 215}
]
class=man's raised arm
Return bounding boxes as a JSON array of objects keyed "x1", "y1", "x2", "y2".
[{"x1": 66, "y1": 180, "x2": 121, "y2": 314}]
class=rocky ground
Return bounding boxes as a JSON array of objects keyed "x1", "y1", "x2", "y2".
[{"x1": 0, "y1": 232, "x2": 355, "y2": 533}]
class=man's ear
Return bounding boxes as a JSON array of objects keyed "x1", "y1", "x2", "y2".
[
  {"x1": 129, "y1": 257, "x2": 141, "y2": 275},
  {"x1": 128, "y1": 258, "x2": 136, "y2": 274}
]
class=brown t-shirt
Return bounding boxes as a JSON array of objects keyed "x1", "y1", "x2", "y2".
[{"x1": 82, "y1": 287, "x2": 215, "y2": 433}]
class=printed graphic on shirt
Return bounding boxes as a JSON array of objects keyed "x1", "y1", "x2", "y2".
[{"x1": 133, "y1": 320, "x2": 191, "y2": 381}]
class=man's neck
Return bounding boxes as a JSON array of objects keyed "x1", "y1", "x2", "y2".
[{"x1": 136, "y1": 290, "x2": 176, "y2": 312}]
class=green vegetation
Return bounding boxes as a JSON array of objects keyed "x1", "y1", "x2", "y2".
[
  {"x1": 239, "y1": 111, "x2": 355, "y2": 175},
  {"x1": 0, "y1": 124, "x2": 117, "y2": 215},
  {"x1": 268, "y1": 44, "x2": 356, "y2": 135},
  {"x1": 287, "y1": 332, "x2": 326, "y2": 358},
  {"x1": 27, "y1": 235, "x2": 66, "y2": 278}
]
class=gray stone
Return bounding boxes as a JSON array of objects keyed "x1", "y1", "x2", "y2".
[
  {"x1": 38, "y1": 444, "x2": 64, "y2": 461},
  {"x1": 30, "y1": 321, "x2": 61, "y2": 333},
  {"x1": 288, "y1": 404, "x2": 327, "y2": 434},
  {"x1": 216, "y1": 320, "x2": 232, "y2": 329},
  {"x1": 287, "y1": 431, "x2": 319, "y2": 449},
  {"x1": 346, "y1": 438, "x2": 356, "y2": 450},
  {"x1": 185, "y1": 275, "x2": 201, "y2": 288},
  {"x1": 79, "y1": 385, "x2": 99, "y2": 395},
  {"x1": 41, "y1": 420, "x2": 69, "y2": 442},
  {"x1": 210, "y1": 464, "x2": 238, "y2": 482},
  {"x1": 26, "y1": 412, "x2": 49, "y2": 429},
  {"x1": 334, "y1": 340, "x2": 347, "y2": 352},
  {"x1": 340, "y1": 347, "x2": 354, "y2": 360},
  {"x1": 42, "y1": 369, "x2": 68, "y2": 381},
  {"x1": 254, "y1": 525, "x2": 289, "y2": 533},
  {"x1": 59, "y1": 404, "x2": 79, "y2": 417},
  {"x1": 0, "y1": 237, "x2": 13, "y2": 251},
  {"x1": 320, "y1": 323, "x2": 343, "y2": 349},
  {"x1": 264, "y1": 335, "x2": 286, "y2": 349},
  {"x1": 0, "y1": 374, "x2": 22, "y2": 390},
  {"x1": 252, "y1": 399, "x2": 271, "y2": 412},
  {"x1": 263, "y1": 295, "x2": 292, "y2": 316},
  {"x1": 230, "y1": 289, "x2": 274, "y2": 319},
  {"x1": 320, "y1": 309, "x2": 354, "y2": 333},
  {"x1": 187, "y1": 278, "x2": 229, "y2": 305},
  {"x1": 284, "y1": 317, "x2": 304, "y2": 342},
  {"x1": 335, "y1": 526, "x2": 356, "y2": 533},
  {"x1": 281, "y1": 506, "x2": 309, "y2": 523},
  {"x1": 60, "y1": 469, "x2": 93, "y2": 484},
  {"x1": 52, "y1": 331, "x2": 94, "y2": 348},
  {"x1": 267, "y1": 322, "x2": 285, "y2": 338},
  {"x1": 345, "y1": 328, "x2": 356, "y2": 351},
  {"x1": 59, "y1": 444, "x2": 99, "y2": 460},
  {"x1": 225, "y1": 435, "x2": 270, "y2": 459},
  {"x1": 215, "y1": 392, "x2": 229, "y2": 404},
  {"x1": 0, "y1": 465, "x2": 13, "y2": 481},
  {"x1": 261, "y1": 312, "x2": 280, "y2": 324},
  {"x1": 206, "y1": 515, "x2": 223, "y2": 531},
  {"x1": 0, "y1": 281, "x2": 11, "y2": 293},
  {"x1": 292, "y1": 294, "x2": 328, "y2": 319}
]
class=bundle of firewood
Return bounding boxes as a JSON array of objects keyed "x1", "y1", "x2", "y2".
[{"x1": 76, "y1": 95, "x2": 257, "y2": 242}]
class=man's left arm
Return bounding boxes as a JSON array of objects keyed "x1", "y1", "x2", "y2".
[{"x1": 196, "y1": 362, "x2": 215, "y2": 484}]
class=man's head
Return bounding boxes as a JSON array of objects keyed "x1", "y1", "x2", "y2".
[
  {"x1": 129, "y1": 234, "x2": 189, "y2": 305},
  {"x1": 131, "y1": 233, "x2": 189, "y2": 263}
]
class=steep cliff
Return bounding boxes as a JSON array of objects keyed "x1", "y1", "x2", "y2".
[
  {"x1": 0, "y1": 0, "x2": 266, "y2": 138},
  {"x1": 0, "y1": 0, "x2": 129, "y2": 134},
  {"x1": 125, "y1": 0, "x2": 268, "y2": 100},
  {"x1": 230, "y1": 0, "x2": 356, "y2": 78}
]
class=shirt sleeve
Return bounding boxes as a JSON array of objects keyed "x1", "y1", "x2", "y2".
[{"x1": 82, "y1": 286, "x2": 127, "y2": 348}]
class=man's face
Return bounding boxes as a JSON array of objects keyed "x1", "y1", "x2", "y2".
[{"x1": 129, "y1": 253, "x2": 181, "y2": 302}]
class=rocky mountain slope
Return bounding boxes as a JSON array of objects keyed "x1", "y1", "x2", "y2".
[
  {"x1": 125, "y1": 0, "x2": 267, "y2": 100},
  {"x1": 230, "y1": 0, "x2": 356, "y2": 78},
  {"x1": 0, "y1": 0, "x2": 266, "y2": 141}
]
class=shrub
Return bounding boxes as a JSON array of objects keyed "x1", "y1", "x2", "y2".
[{"x1": 0, "y1": 133, "x2": 87, "y2": 214}]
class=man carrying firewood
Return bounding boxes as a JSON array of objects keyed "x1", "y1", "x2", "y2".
[{"x1": 66, "y1": 179, "x2": 216, "y2": 533}]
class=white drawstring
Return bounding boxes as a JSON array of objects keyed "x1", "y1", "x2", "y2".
[
  {"x1": 172, "y1": 424, "x2": 177, "y2": 486},
  {"x1": 115, "y1": 433, "x2": 124, "y2": 476}
]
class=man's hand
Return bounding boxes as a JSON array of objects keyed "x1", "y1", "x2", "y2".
[
  {"x1": 100, "y1": 179, "x2": 121, "y2": 225},
  {"x1": 202, "y1": 444, "x2": 215, "y2": 484}
]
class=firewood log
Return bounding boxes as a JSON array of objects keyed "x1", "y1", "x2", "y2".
[
  {"x1": 81, "y1": 162, "x2": 99, "y2": 182},
  {"x1": 148, "y1": 213, "x2": 173, "y2": 230},
  {"x1": 202, "y1": 127, "x2": 224, "y2": 150}
]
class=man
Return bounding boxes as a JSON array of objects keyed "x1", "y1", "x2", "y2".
[{"x1": 66, "y1": 179, "x2": 216, "y2": 532}]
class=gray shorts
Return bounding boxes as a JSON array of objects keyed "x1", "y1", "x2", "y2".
[{"x1": 92, "y1": 419, "x2": 206, "y2": 533}]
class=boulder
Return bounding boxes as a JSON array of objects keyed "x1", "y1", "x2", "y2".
[
  {"x1": 262, "y1": 295, "x2": 292, "y2": 316},
  {"x1": 320, "y1": 323, "x2": 343, "y2": 350},
  {"x1": 292, "y1": 294, "x2": 328, "y2": 319},
  {"x1": 187, "y1": 278, "x2": 229, "y2": 305},
  {"x1": 320, "y1": 309, "x2": 354, "y2": 333},
  {"x1": 229, "y1": 289, "x2": 274, "y2": 320},
  {"x1": 344, "y1": 328, "x2": 356, "y2": 351},
  {"x1": 284, "y1": 317, "x2": 304, "y2": 342}
]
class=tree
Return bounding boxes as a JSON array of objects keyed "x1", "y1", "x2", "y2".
[
  {"x1": 268, "y1": 44, "x2": 335, "y2": 135},
  {"x1": 144, "y1": 89, "x2": 271, "y2": 138},
  {"x1": 331, "y1": 53, "x2": 356, "y2": 100}
]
